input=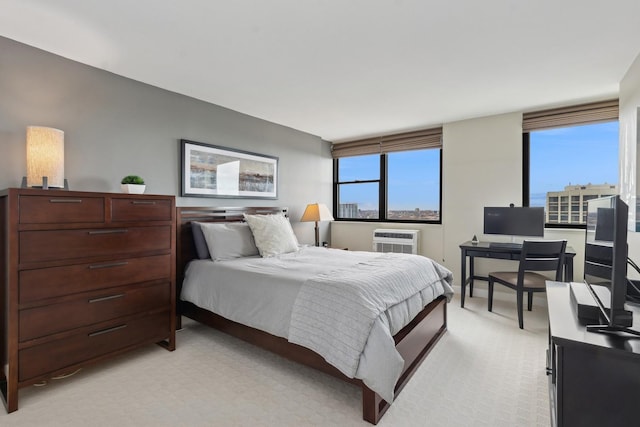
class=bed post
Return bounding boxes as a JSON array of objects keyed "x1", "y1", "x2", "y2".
[{"x1": 362, "y1": 387, "x2": 385, "y2": 424}]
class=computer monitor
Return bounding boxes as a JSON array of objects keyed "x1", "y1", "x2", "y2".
[{"x1": 483, "y1": 206, "x2": 544, "y2": 237}]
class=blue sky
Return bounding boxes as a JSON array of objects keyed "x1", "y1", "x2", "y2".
[
  {"x1": 338, "y1": 121, "x2": 618, "y2": 211},
  {"x1": 338, "y1": 150, "x2": 440, "y2": 211},
  {"x1": 529, "y1": 121, "x2": 619, "y2": 206}
]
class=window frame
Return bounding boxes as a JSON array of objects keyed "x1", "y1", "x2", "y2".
[
  {"x1": 522, "y1": 122, "x2": 619, "y2": 230},
  {"x1": 333, "y1": 149, "x2": 442, "y2": 224}
]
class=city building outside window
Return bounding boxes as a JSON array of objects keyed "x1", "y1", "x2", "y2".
[{"x1": 524, "y1": 121, "x2": 619, "y2": 226}]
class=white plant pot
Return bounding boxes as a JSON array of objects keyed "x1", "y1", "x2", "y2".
[{"x1": 121, "y1": 184, "x2": 146, "y2": 194}]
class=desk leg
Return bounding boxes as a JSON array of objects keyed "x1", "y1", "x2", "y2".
[
  {"x1": 469, "y1": 256, "x2": 475, "y2": 298},
  {"x1": 564, "y1": 258, "x2": 574, "y2": 282},
  {"x1": 461, "y1": 249, "x2": 466, "y2": 307}
]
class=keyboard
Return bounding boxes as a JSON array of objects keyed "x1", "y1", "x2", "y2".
[{"x1": 489, "y1": 242, "x2": 523, "y2": 249}]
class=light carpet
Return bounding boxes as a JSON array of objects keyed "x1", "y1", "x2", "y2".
[{"x1": 0, "y1": 288, "x2": 550, "y2": 426}]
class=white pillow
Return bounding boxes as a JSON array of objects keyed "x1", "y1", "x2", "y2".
[
  {"x1": 243, "y1": 213, "x2": 299, "y2": 257},
  {"x1": 199, "y1": 222, "x2": 259, "y2": 261}
]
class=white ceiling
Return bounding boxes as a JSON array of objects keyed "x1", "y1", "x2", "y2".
[{"x1": 2, "y1": 0, "x2": 640, "y2": 142}]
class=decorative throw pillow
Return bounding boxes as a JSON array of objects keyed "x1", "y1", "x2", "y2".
[
  {"x1": 199, "y1": 222, "x2": 259, "y2": 261},
  {"x1": 191, "y1": 222, "x2": 211, "y2": 260},
  {"x1": 243, "y1": 213, "x2": 299, "y2": 257}
]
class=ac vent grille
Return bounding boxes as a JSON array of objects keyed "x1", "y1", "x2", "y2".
[
  {"x1": 372, "y1": 229, "x2": 419, "y2": 255},
  {"x1": 373, "y1": 231, "x2": 415, "y2": 239}
]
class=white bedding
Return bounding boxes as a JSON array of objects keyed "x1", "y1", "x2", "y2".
[{"x1": 180, "y1": 246, "x2": 454, "y2": 402}]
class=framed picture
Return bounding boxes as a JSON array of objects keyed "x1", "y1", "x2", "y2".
[{"x1": 180, "y1": 139, "x2": 278, "y2": 199}]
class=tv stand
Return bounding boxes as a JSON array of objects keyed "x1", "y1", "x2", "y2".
[
  {"x1": 585, "y1": 324, "x2": 640, "y2": 337},
  {"x1": 547, "y1": 281, "x2": 640, "y2": 426}
]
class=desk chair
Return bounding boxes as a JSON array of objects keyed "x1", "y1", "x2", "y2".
[{"x1": 488, "y1": 240, "x2": 567, "y2": 329}]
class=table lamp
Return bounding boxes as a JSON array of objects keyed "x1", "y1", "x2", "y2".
[
  {"x1": 22, "y1": 126, "x2": 68, "y2": 189},
  {"x1": 300, "y1": 203, "x2": 334, "y2": 246}
]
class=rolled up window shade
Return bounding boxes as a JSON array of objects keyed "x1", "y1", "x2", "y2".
[
  {"x1": 523, "y1": 99, "x2": 618, "y2": 132},
  {"x1": 330, "y1": 137, "x2": 381, "y2": 158},
  {"x1": 332, "y1": 126, "x2": 443, "y2": 158},
  {"x1": 380, "y1": 127, "x2": 442, "y2": 153}
]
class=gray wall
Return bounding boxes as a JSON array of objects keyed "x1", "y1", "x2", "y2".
[{"x1": 0, "y1": 37, "x2": 333, "y2": 245}]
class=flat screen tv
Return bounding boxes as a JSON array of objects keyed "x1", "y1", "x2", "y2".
[
  {"x1": 483, "y1": 206, "x2": 544, "y2": 237},
  {"x1": 584, "y1": 195, "x2": 638, "y2": 335}
]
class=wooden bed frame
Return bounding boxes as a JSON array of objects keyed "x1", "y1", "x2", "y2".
[{"x1": 176, "y1": 206, "x2": 447, "y2": 424}]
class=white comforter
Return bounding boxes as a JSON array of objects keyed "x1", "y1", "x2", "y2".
[{"x1": 180, "y1": 247, "x2": 454, "y2": 402}]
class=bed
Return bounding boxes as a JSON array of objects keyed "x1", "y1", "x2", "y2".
[{"x1": 176, "y1": 206, "x2": 453, "y2": 424}]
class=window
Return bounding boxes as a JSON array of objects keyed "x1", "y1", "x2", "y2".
[
  {"x1": 335, "y1": 154, "x2": 381, "y2": 219},
  {"x1": 334, "y1": 148, "x2": 441, "y2": 223},
  {"x1": 524, "y1": 121, "x2": 619, "y2": 226},
  {"x1": 332, "y1": 126, "x2": 443, "y2": 223}
]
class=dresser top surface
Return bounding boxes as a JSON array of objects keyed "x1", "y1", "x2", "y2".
[
  {"x1": 0, "y1": 187, "x2": 174, "y2": 199},
  {"x1": 547, "y1": 281, "x2": 640, "y2": 356}
]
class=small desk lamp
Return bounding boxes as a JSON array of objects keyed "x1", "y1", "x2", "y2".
[
  {"x1": 21, "y1": 126, "x2": 68, "y2": 189},
  {"x1": 300, "y1": 203, "x2": 334, "y2": 246}
]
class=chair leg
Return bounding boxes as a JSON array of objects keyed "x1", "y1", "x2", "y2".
[
  {"x1": 517, "y1": 289, "x2": 524, "y2": 329},
  {"x1": 527, "y1": 292, "x2": 533, "y2": 311},
  {"x1": 487, "y1": 279, "x2": 494, "y2": 312}
]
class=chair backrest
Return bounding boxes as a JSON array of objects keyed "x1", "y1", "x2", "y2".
[{"x1": 518, "y1": 240, "x2": 567, "y2": 283}]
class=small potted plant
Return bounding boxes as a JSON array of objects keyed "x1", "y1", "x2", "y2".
[{"x1": 120, "y1": 175, "x2": 146, "y2": 194}]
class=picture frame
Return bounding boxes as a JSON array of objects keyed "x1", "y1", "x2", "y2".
[{"x1": 180, "y1": 139, "x2": 278, "y2": 199}]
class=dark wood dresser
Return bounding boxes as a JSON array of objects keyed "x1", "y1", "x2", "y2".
[{"x1": 0, "y1": 188, "x2": 176, "y2": 413}]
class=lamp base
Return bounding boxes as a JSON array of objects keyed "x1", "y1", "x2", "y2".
[{"x1": 22, "y1": 176, "x2": 69, "y2": 190}]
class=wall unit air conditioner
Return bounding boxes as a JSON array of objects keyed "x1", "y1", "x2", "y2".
[{"x1": 372, "y1": 229, "x2": 419, "y2": 254}]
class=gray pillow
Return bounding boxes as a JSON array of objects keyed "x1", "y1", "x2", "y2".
[
  {"x1": 199, "y1": 222, "x2": 259, "y2": 261},
  {"x1": 191, "y1": 222, "x2": 210, "y2": 259}
]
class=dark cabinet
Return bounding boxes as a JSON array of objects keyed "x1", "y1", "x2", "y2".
[{"x1": 1, "y1": 188, "x2": 176, "y2": 412}]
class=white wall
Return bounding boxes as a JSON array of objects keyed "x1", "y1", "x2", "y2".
[
  {"x1": 620, "y1": 51, "x2": 640, "y2": 278},
  {"x1": 441, "y1": 113, "x2": 523, "y2": 280},
  {"x1": 331, "y1": 221, "x2": 444, "y2": 258}
]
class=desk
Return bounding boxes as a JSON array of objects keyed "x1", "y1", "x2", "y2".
[
  {"x1": 459, "y1": 241, "x2": 575, "y2": 308},
  {"x1": 547, "y1": 281, "x2": 640, "y2": 426}
]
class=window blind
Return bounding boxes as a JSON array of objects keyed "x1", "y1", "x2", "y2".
[
  {"x1": 331, "y1": 127, "x2": 443, "y2": 158},
  {"x1": 522, "y1": 99, "x2": 618, "y2": 132}
]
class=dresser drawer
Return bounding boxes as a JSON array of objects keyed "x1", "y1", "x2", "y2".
[
  {"x1": 20, "y1": 225, "x2": 171, "y2": 263},
  {"x1": 112, "y1": 198, "x2": 172, "y2": 222},
  {"x1": 20, "y1": 282, "x2": 170, "y2": 341},
  {"x1": 467, "y1": 250, "x2": 517, "y2": 260},
  {"x1": 19, "y1": 195, "x2": 104, "y2": 224},
  {"x1": 19, "y1": 311, "x2": 170, "y2": 382},
  {"x1": 19, "y1": 254, "x2": 171, "y2": 303}
]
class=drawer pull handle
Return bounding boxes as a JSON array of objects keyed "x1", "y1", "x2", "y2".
[
  {"x1": 49, "y1": 199, "x2": 82, "y2": 203},
  {"x1": 88, "y1": 229, "x2": 128, "y2": 235},
  {"x1": 88, "y1": 324, "x2": 127, "y2": 337},
  {"x1": 132, "y1": 201, "x2": 156, "y2": 205},
  {"x1": 88, "y1": 294, "x2": 125, "y2": 303},
  {"x1": 89, "y1": 261, "x2": 129, "y2": 269}
]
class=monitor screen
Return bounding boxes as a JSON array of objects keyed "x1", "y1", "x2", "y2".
[{"x1": 483, "y1": 207, "x2": 544, "y2": 237}]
